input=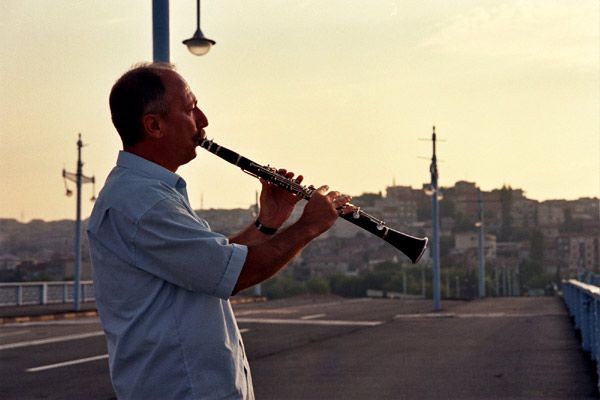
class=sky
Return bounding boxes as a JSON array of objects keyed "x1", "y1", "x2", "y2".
[{"x1": 1, "y1": 0, "x2": 598, "y2": 222}]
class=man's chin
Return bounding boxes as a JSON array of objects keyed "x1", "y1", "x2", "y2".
[{"x1": 179, "y1": 149, "x2": 198, "y2": 167}]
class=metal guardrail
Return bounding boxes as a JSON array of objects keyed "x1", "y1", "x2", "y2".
[
  {"x1": 562, "y1": 279, "x2": 600, "y2": 391},
  {"x1": 0, "y1": 281, "x2": 95, "y2": 306}
]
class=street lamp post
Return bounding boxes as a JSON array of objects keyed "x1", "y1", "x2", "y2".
[
  {"x1": 426, "y1": 126, "x2": 442, "y2": 311},
  {"x1": 62, "y1": 134, "x2": 95, "y2": 311},
  {"x1": 476, "y1": 189, "x2": 486, "y2": 297},
  {"x1": 152, "y1": 0, "x2": 170, "y2": 62}
]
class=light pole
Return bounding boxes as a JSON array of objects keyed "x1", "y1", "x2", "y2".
[
  {"x1": 153, "y1": 0, "x2": 170, "y2": 62},
  {"x1": 62, "y1": 134, "x2": 95, "y2": 311},
  {"x1": 425, "y1": 126, "x2": 442, "y2": 311},
  {"x1": 476, "y1": 189, "x2": 486, "y2": 297}
]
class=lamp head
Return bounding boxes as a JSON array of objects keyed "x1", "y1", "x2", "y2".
[
  {"x1": 183, "y1": 29, "x2": 215, "y2": 56},
  {"x1": 424, "y1": 185, "x2": 434, "y2": 196}
]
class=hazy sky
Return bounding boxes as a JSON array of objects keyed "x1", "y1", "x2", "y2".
[{"x1": 1, "y1": 0, "x2": 598, "y2": 222}]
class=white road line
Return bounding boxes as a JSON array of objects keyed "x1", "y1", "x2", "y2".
[
  {"x1": 235, "y1": 309, "x2": 298, "y2": 316},
  {"x1": 26, "y1": 354, "x2": 108, "y2": 373},
  {"x1": 237, "y1": 318, "x2": 383, "y2": 327},
  {"x1": 300, "y1": 313, "x2": 326, "y2": 320},
  {"x1": 0, "y1": 329, "x2": 30, "y2": 338},
  {"x1": 0, "y1": 331, "x2": 104, "y2": 351},
  {"x1": 239, "y1": 328, "x2": 250, "y2": 333},
  {"x1": 393, "y1": 312, "x2": 564, "y2": 319}
]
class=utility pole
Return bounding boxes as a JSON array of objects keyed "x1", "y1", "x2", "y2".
[
  {"x1": 253, "y1": 190, "x2": 262, "y2": 297},
  {"x1": 477, "y1": 190, "x2": 486, "y2": 297},
  {"x1": 429, "y1": 126, "x2": 442, "y2": 311},
  {"x1": 62, "y1": 134, "x2": 95, "y2": 311}
]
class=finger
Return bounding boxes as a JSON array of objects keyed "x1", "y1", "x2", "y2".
[
  {"x1": 294, "y1": 175, "x2": 304, "y2": 184},
  {"x1": 326, "y1": 191, "x2": 341, "y2": 200},
  {"x1": 338, "y1": 204, "x2": 358, "y2": 216},
  {"x1": 334, "y1": 195, "x2": 352, "y2": 209},
  {"x1": 316, "y1": 185, "x2": 329, "y2": 194},
  {"x1": 259, "y1": 178, "x2": 270, "y2": 191}
]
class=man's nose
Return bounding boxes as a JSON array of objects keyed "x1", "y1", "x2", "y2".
[{"x1": 195, "y1": 108, "x2": 209, "y2": 127}]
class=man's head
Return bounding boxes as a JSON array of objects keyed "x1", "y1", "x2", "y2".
[
  {"x1": 109, "y1": 63, "x2": 172, "y2": 147},
  {"x1": 109, "y1": 63, "x2": 208, "y2": 171}
]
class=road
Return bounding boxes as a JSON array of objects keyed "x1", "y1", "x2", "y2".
[{"x1": 0, "y1": 296, "x2": 596, "y2": 399}]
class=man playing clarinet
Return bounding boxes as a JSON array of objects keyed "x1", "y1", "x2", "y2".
[{"x1": 86, "y1": 62, "x2": 352, "y2": 400}]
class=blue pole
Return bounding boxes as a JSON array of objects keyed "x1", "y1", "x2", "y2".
[
  {"x1": 74, "y1": 134, "x2": 83, "y2": 312},
  {"x1": 431, "y1": 127, "x2": 441, "y2": 311},
  {"x1": 153, "y1": 0, "x2": 170, "y2": 62},
  {"x1": 432, "y1": 182, "x2": 441, "y2": 310},
  {"x1": 477, "y1": 190, "x2": 486, "y2": 297}
]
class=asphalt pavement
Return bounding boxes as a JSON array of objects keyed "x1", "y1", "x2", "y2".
[{"x1": 0, "y1": 295, "x2": 596, "y2": 399}]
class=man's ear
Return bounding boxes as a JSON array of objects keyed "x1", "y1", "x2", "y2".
[{"x1": 142, "y1": 113, "x2": 163, "y2": 139}]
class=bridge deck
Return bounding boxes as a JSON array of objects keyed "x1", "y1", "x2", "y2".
[{"x1": 0, "y1": 296, "x2": 596, "y2": 399}]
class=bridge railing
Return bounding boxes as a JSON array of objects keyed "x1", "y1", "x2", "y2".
[
  {"x1": 0, "y1": 281, "x2": 95, "y2": 306},
  {"x1": 562, "y1": 279, "x2": 600, "y2": 390}
]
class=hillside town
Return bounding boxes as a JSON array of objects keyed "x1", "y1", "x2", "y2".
[{"x1": 1, "y1": 181, "x2": 598, "y2": 298}]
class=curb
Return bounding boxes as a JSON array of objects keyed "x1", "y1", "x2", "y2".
[
  {"x1": 0, "y1": 310, "x2": 99, "y2": 325},
  {"x1": 0, "y1": 297, "x2": 267, "y2": 325}
]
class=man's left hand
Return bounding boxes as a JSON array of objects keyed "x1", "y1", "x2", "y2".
[{"x1": 257, "y1": 169, "x2": 303, "y2": 229}]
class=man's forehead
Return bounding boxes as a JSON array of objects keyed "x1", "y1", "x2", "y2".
[{"x1": 163, "y1": 70, "x2": 195, "y2": 100}]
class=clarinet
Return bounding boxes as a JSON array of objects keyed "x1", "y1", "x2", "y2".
[{"x1": 198, "y1": 139, "x2": 428, "y2": 263}]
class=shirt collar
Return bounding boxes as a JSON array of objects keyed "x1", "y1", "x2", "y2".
[{"x1": 116, "y1": 151, "x2": 186, "y2": 190}]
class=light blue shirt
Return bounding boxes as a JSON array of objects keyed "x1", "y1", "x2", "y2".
[{"x1": 87, "y1": 151, "x2": 253, "y2": 400}]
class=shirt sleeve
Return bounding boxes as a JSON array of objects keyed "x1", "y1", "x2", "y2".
[{"x1": 131, "y1": 196, "x2": 248, "y2": 299}]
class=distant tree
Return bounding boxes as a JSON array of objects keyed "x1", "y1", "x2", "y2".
[
  {"x1": 305, "y1": 276, "x2": 330, "y2": 294},
  {"x1": 263, "y1": 273, "x2": 306, "y2": 299},
  {"x1": 329, "y1": 274, "x2": 366, "y2": 297},
  {"x1": 361, "y1": 269, "x2": 390, "y2": 291},
  {"x1": 519, "y1": 260, "x2": 544, "y2": 291}
]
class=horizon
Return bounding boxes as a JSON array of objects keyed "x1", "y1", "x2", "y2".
[
  {"x1": 1, "y1": 0, "x2": 598, "y2": 222},
  {"x1": 4, "y1": 178, "x2": 598, "y2": 224}
]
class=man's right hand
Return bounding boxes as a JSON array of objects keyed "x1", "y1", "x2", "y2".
[
  {"x1": 298, "y1": 185, "x2": 352, "y2": 237},
  {"x1": 233, "y1": 185, "x2": 353, "y2": 294}
]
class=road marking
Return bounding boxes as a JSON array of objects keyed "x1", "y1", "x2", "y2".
[
  {"x1": 235, "y1": 309, "x2": 298, "y2": 316},
  {"x1": 239, "y1": 328, "x2": 250, "y2": 333},
  {"x1": 0, "y1": 329, "x2": 30, "y2": 338},
  {"x1": 26, "y1": 354, "x2": 108, "y2": 373},
  {"x1": 394, "y1": 312, "x2": 565, "y2": 319},
  {"x1": 237, "y1": 318, "x2": 383, "y2": 327},
  {"x1": 0, "y1": 331, "x2": 104, "y2": 351},
  {"x1": 300, "y1": 313, "x2": 326, "y2": 320}
]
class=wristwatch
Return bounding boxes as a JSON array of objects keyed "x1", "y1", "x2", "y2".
[{"x1": 254, "y1": 219, "x2": 277, "y2": 235}]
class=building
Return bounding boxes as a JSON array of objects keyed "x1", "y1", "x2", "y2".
[
  {"x1": 454, "y1": 232, "x2": 497, "y2": 259},
  {"x1": 557, "y1": 233, "x2": 600, "y2": 276},
  {"x1": 538, "y1": 200, "x2": 566, "y2": 228}
]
